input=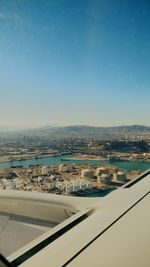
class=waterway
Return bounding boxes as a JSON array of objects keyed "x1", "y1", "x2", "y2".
[{"x1": 0, "y1": 155, "x2": 150, "y2": 171}]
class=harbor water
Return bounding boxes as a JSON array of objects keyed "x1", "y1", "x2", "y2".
[{"x1": 0, "y1": 155, "x2": 150, "y2": 171}]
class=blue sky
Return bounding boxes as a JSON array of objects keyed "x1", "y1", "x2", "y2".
[{"x1": 0, "y1": 0, "x2": 150, "y2": 128}]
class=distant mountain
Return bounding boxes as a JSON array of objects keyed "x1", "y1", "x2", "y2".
[
  {"x1": 23, "y1": 124, "x2": 150, "y2": 139},
  {"x1": 0, "y1": 125, "x2": 150, "y2": 139}
]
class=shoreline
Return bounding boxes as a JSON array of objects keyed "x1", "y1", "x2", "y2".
[
  {"x1": 65, "y1": 156, "x2": 150, "y2": 163},
  {"x1": 65, "y1": 156, "x2": 105, "y2": 161},
  {"x1": 0, "y1": 154, "x2": 59, "y2": 164},
  {"x1": 0, "y1": 154, "x2": 150, "y2": 166}
]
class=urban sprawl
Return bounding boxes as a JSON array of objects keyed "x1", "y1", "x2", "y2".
[{"x1": 0, "y1": 127, "x2": 150, "y2": 195}]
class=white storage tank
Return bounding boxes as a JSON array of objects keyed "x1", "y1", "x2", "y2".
[
  {"x1": 3, "y1": 180, "x2": 15, "y2": 190},
  {"x1": 59, "y1": 164, "x2": 68, "y2": 173},
  {"x1": 117, "y1": 171, "x2": 127, "y2": 182},
  {"x1": 81, "y1": 169, "x2": 93, "y2": 179},
  {"x1": 13, "y1": 178, "x2": 24, "y2": 189},
  {"x1": 101, "y1": 173, "x2": 112, "y2": 184},
  {"x1": 96, "y1": 167, "x2": 108, "y2": 176}
]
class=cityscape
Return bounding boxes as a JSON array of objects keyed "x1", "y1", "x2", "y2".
[{"x1": 0, "y1": 125, "x2": 149, "y2": 197}]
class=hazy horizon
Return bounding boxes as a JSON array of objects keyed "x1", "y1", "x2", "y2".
[
  {"x1": 0, "y1": 123, "x2": 150, "y2": 132},
  {"x1": 0, "y1": 0, "x2": 150, "y2": 128}
]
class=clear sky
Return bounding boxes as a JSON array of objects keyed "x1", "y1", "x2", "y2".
[{"x1": 0, "y1": 0, "x2": 150, "y2": 128}]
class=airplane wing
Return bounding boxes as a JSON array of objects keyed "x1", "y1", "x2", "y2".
[{"x1": 0, "y1": 170, "x2": 149, "y2": 267}]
